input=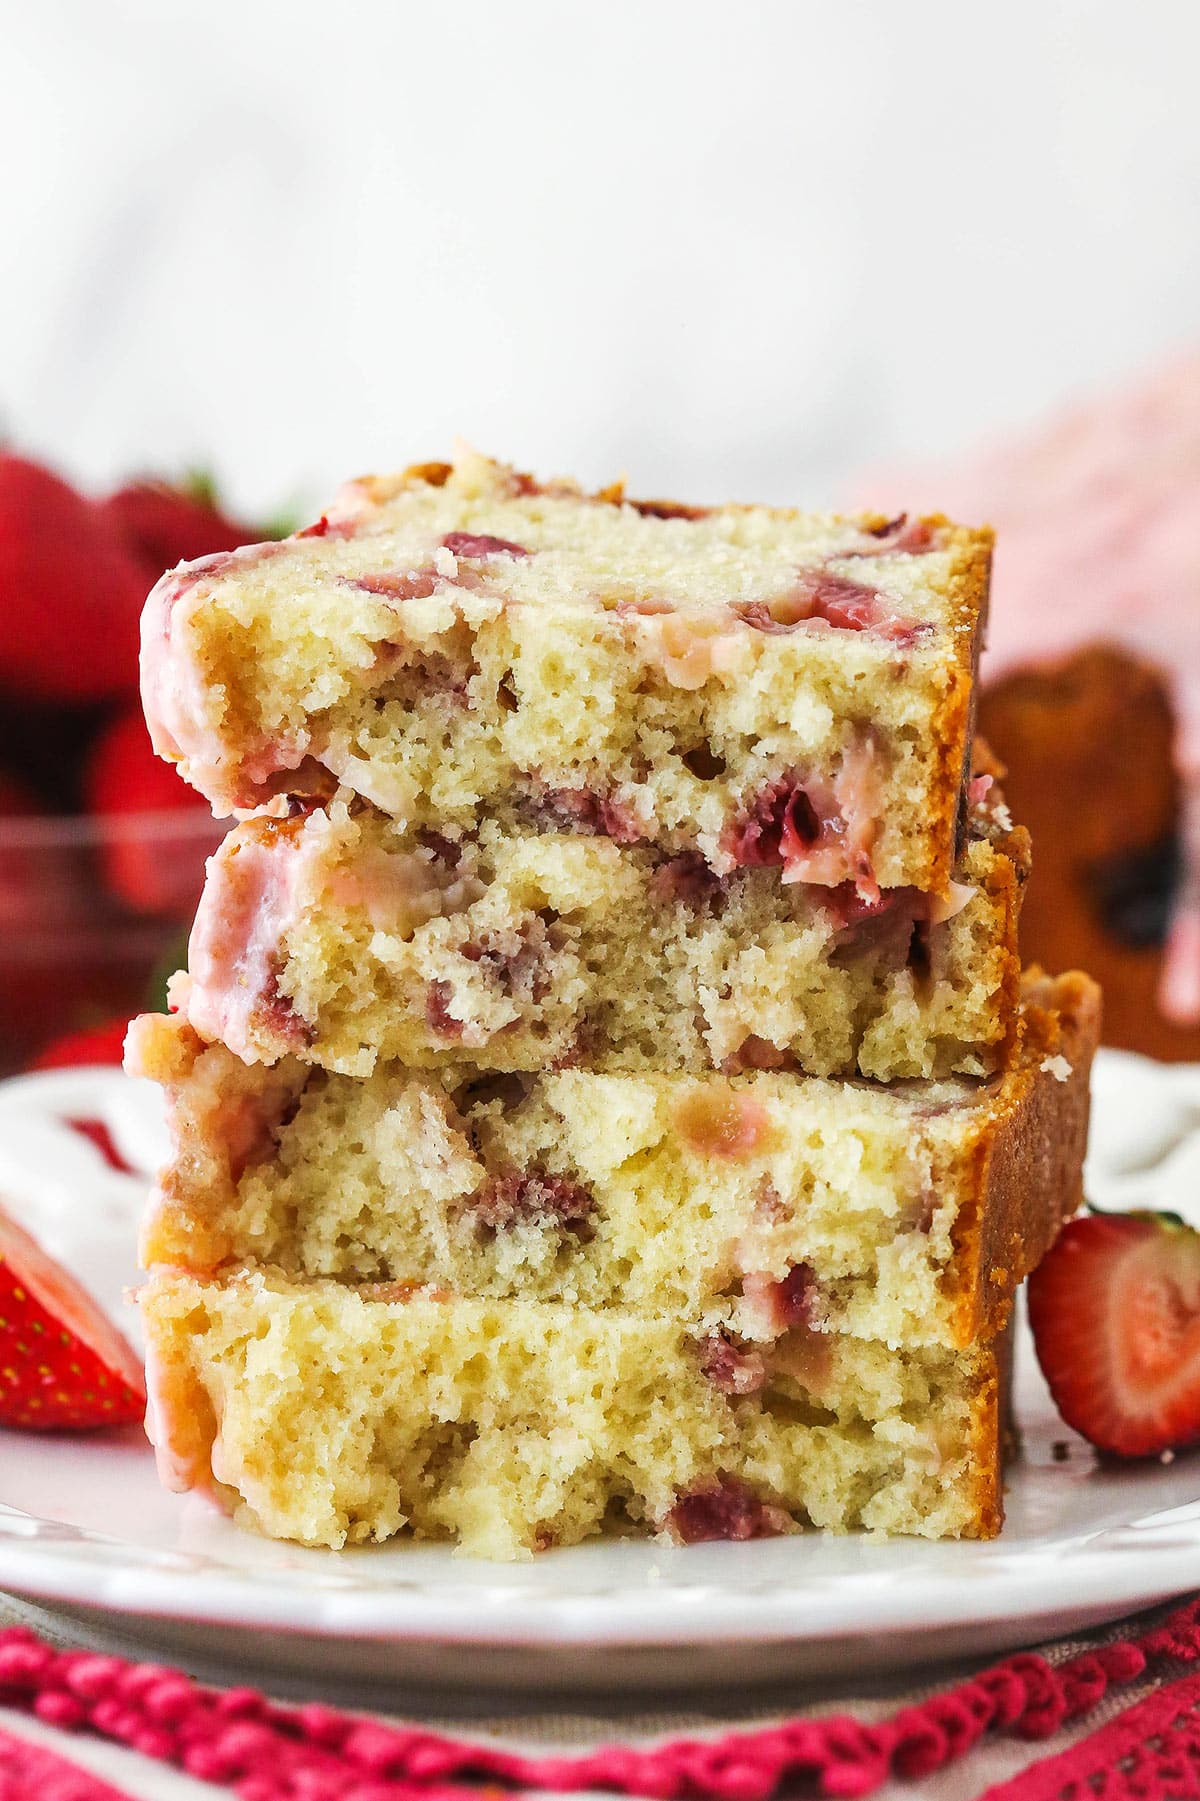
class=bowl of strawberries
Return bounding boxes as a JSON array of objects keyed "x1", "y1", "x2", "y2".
[{"x1": 0, "y1": 453, "x2": 278, "y2": 1075}]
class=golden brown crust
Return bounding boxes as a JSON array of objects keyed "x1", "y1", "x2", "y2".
[
  {"x1": 981, "y1": 647, "x2": 1195, "y2": 1062},
  {"x1": 964, "y1": 1329, "x2": 1005, "y2": 1538},
  {"x1": 982, "y1": 817, "x2": 1032, "y2": 1072},
  {"x1": 946, "y1": 969, "x2": 1102, "y2": 1346},
  {"x1": 400, "y1": 460, "x2": 453, "y2": 489},
  {"x1": 925, "y1": 524, "x2": 995, "y2": 892}
]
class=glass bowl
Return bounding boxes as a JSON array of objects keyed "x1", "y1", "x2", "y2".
[{"x1": 0, "y1": 809, "x2": 225, "y2": 1076}]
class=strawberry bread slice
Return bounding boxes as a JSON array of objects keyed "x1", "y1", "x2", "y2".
[
  {"x1": 139, "y1": 1270, "x2": 1009, "y2": 1555},
  {"x1": 170, "y1": 781, "x2": 1027, "y2": 1082},
  {"x1": 130, "y1": 972, "x2": 1098, "y2": 1352},
  {"x1": 142, "y1": 449, "x2": 991, "y2": 897}
]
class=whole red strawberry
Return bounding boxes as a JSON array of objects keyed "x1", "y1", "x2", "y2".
[
  {"x1": 0, "y1": 456, "x2": 149, "y2": 702},
  {"x1": 1028, "y1": 1210, "x2": 1200, "y2": 1457},
  {"x1": 100, "y1": 474, "x2": 261, "y2": 589},
  {"x1": 30, "y1": 1015, "x2": 131, "y2": 1071},
  {"x1": 0, "y1": 1203, "x2": 145, "y2": 1430},
  {"x1": 85, "y1": 706, "x2": 201, "y2": 818},
  {"x1": 84, "y1": 707, "x2": 214, "y2": 913}
]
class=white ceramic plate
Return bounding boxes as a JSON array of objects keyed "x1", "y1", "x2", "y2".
[{"x1": 0, "y1": 1052, "x2": 1198, "y2": 1697}]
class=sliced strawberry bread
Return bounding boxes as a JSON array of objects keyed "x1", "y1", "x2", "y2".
[
  {"x1": 131, "y1": 973, "x2": 1097, "y2": 1352},
  {"x1": 140, "y1": 1272, "x2": 1010, "y2": 1556},
  {"x1": 130, "y1": 446, "x2": 1099, "y2": 1561},
  {"x1": 142, "y1": 449, "x2": 991, "y2": 897},
  {"x1": 173, "y1": 784, "x2": 1027, "y2": 1082}
]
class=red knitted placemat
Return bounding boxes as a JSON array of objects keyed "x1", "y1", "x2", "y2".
[
  {"x1": 2, "y1": 1594, "x2": 1199, "y2": 1800},
  {"x1": 0, "y1": 1722, "x2": 134, "y2": 1800},
  {"x1": 979, "y1": 1664, "x2": 1200, "y2": 1798}
]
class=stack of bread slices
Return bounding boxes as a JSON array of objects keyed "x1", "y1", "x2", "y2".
[{"x1": 128, "y1": 448, "x2": 1099, "y2": 1558}]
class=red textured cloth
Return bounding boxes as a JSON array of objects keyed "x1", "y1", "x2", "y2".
[
  {"x1": 2, "y1": 1596, "x2": 1200, "y2": 1799},
  {"x1": 980, "y1": 1666, "x2": 1200, "y2": 1798},
  {"x1": 0, "y1": 1722, "x2": 134, "y2": 1800}
]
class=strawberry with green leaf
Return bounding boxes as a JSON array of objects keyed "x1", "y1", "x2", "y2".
[{"x1": 100, "y1": 469, "x2": 264, "y2": 588}]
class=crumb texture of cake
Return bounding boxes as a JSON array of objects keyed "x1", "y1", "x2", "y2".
[
  {"x1": 140, "y1": 1272, "x2": 1004, "y2": 1558},
  {"x1": 177, "y1": 799, "x2": 1028, "y2": 1081},
  {"x1": 142, "y1": 449, "x2": 991, "y2": 895},
  {"x1": 133, "y1": 973, "x2": 1098, "y2": 1347}
]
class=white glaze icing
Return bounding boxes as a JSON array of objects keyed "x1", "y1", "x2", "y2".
[
  {"x1": 185, "y1": 828, "x2": 306, "y2": 1060},
  {"x1": 139, "y1": 543, "x2": 294, "y2": 815}
]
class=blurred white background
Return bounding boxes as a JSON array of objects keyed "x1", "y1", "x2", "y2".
[{"x1": 2, "y1": 0, "x2": 1197, "y2": 511}]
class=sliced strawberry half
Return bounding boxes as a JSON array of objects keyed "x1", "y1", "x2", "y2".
[
  {"x1": 1028, "y1": 1211, "x2": 1200, "y2": 1458},
  {"x1": 0, "y1": 1204, "x2": 145, "y2": 1430}
]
